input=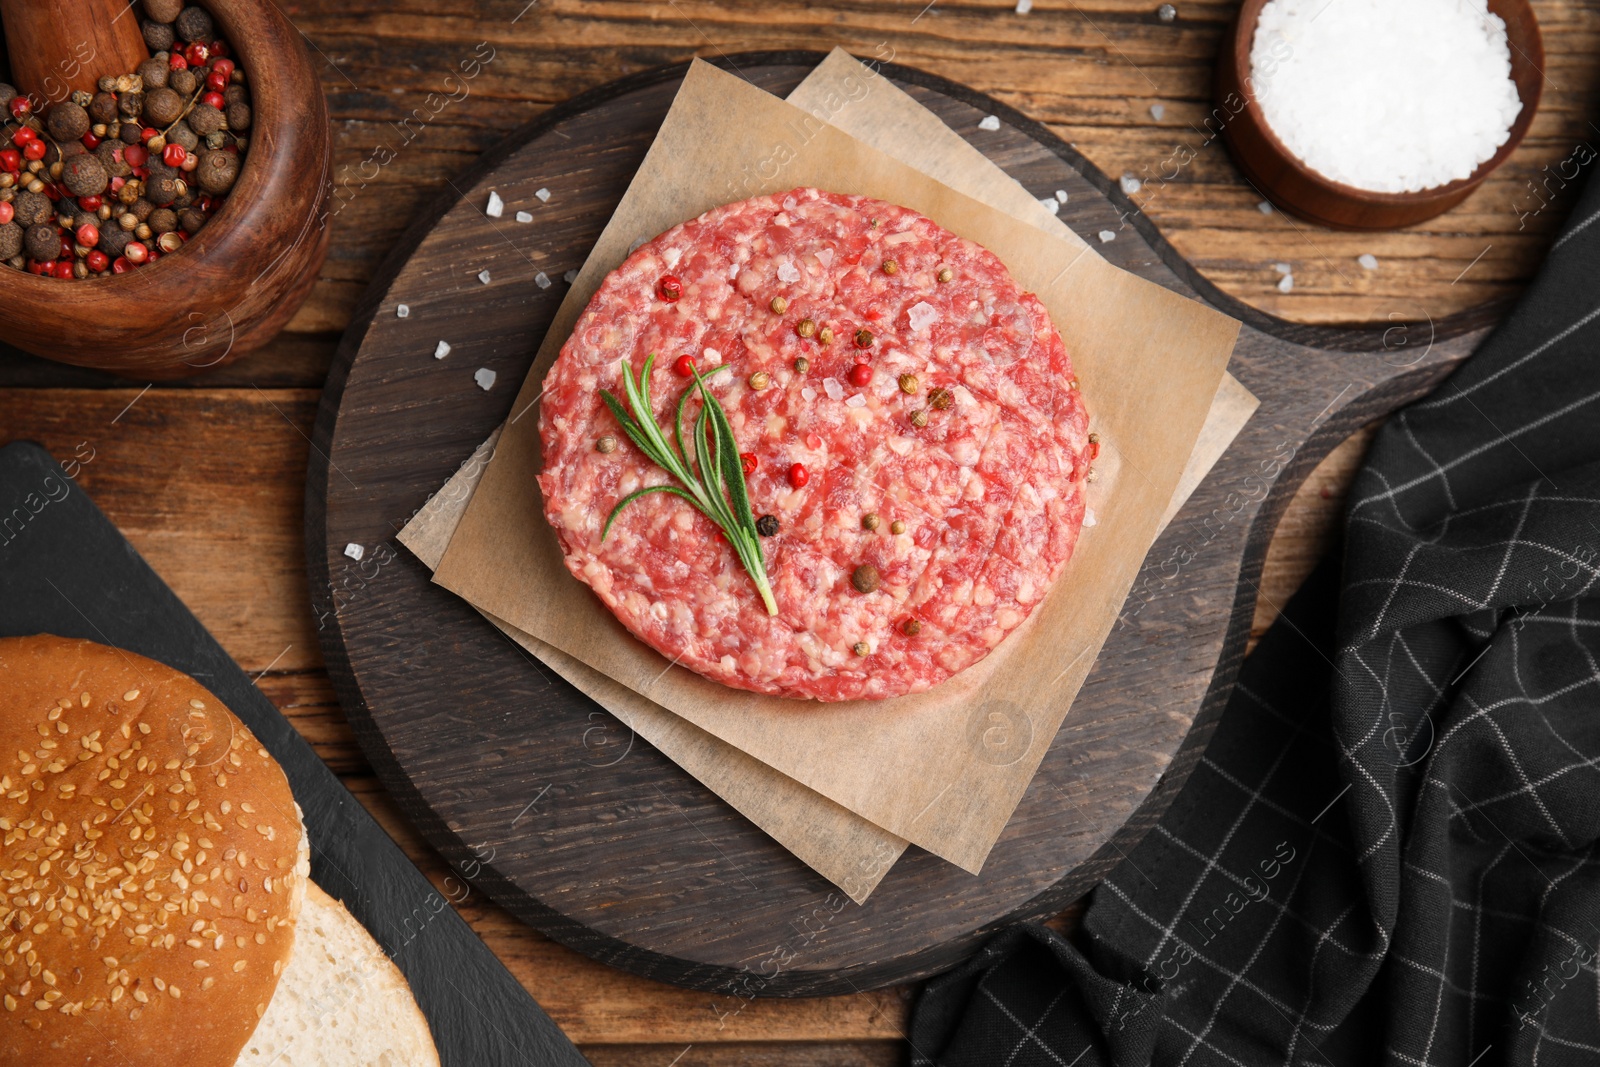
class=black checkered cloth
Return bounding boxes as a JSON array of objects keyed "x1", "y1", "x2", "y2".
[{"x1": 909, "y1": 169, "x2": 1600, "y2": 1066}]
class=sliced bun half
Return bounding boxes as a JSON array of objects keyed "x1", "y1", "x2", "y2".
[{"x1": 0, "y1": 635, "x2": 309, "y2": 1066}]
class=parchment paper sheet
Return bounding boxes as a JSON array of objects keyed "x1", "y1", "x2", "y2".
[{"x1": 432, "y1": 58, "x2": 1242, "y2": 875}]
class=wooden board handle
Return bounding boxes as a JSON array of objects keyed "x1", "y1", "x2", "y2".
[{"x1": 1, "y1": 0, "x2": 150, "y2": 105}]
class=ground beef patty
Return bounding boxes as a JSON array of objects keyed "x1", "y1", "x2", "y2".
[{"x1": 538, "y1": 188, "x2": 1092, "y2": 701}]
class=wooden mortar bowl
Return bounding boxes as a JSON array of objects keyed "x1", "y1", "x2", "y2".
[
  {"x1": 1216, "y1": 0, "x2": 1543, "y2": 231},
  {"x1": 0, "y1": 0, "x2": 332, "y2": 378}
]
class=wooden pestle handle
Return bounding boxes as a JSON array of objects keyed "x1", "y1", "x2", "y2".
[{"x1": 1, "y1": 0, "x2": 150, "y2": 106}]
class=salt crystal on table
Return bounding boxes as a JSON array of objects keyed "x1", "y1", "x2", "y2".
[
  {"x1": 1150, "y1": 104, "x2": 1165, "y2": 121},
  {"x1": 1257, "y1": 200, "x2": 1274, "y2": 215},
  {"x1": 1359, "y1": 254, "x2": 1379, "y2": 270},
  {"x1": 516, "y1": 211, "x2": 534, "y2": 223},
  {"x1": 396, "y1": 304, "x2": 410, "y2": 318},
  {"x1": 1015, "y1": 0, "x2": 1032, "y2": 11},
  {"x1": 563, "y1": 269, "x2": 578, "y2": 284},
  {"x1": 1157, "y1": 4, "x2": 1176, "y2": 21},
  {"x1": 434, "y1": 340, "x2": 451, "y2": 360},
  {"x1": 344, "y1": 543, "x2": 364, "y2": 561},
  {"x1": 1084, "y1": 509, "x2": 1098, "y2": 527},
  {"x1": 1278, "y1": 274, "x2": 1294, "y2": 293},
  {"x1": 486, "y1": 191, "x2": 504, "y2": 218},
  {"x1": 1040, "y1": 197, "x2": 1060, "y2": 215},
  {"x1": 535, "y1": 271, "x2": 551, "y2": 289},
  {"x1": 475, "y1": 368, "x2": 497, "y2": 391},
  {"x1": 535, "y1": 188, "x2": 551, "y2": 202},
  {"x1": 823, "y1": 378, "x2": 845, "y2": 401},
  {"x1": 1120, "y1": 174, "x2": 1141, "y2": 194},
  {"x1": 1273, "y1": 262, "x2": 1291, "y2": 275},
  {"x1": 1252, "y1": 0, "x2": 1522, "y2": 193},
  {"x1": 1055, "y1": 190, "x2": 1069, "y2": 203},
  {"x1": 478, "y1": 270, "x2": 491, "y2": 285},
  {"x1": 978, "y1": 115, "x2": 1001, "y2": 131},
  {"x1": 1098, "y1": 230, "x2": 1116, "y2": 243}
]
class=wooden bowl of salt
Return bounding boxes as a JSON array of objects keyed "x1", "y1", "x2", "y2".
[
  {"x1": 0, "y1": 0, "x2": 331, "y2": 377},
  {"x1": 1216, "y1": 0, "x2": 1543, "y2": 231}
]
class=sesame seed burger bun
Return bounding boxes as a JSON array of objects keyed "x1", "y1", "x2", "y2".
[{"x1": 0, "y1": 637, "x2": 441, "y2": 1066}]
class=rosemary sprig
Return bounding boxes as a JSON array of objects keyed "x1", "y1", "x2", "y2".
[{"x1": 599, "y1": 354, "x2": 778, "y2": 616}]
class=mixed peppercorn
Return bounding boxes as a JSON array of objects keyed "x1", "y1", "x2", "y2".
[{"x1": 0, "y1": 2, "x2": 250, "y2": 280}]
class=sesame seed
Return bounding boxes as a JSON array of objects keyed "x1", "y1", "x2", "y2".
[
  {"x1": 123, "y1": 690, "x2": 139, "y2": 702},
  {"x1": 233, "y1": 960, "x2": 246, "y2": 972}
]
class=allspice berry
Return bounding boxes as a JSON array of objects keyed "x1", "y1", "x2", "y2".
[
  {"x1": 179, "y1": 207, "x2": 206, "y2": 234},
  {"x1": 24, "y1": 224, "x2": 59, "y2": 262},
  {"x1": 137, "y1": 57, "x2": 170, "y2": 90},
  {"x1": 149, "y1": 207, "x2": 179, "y2": 234},
  {"x1": 851, "y1": 564, "x2": 881, "y2": 595},
  {"x1": 90, "y1": 91, "x2": 119, "y2": 124},
  {"x1": 187, "y1": 103, "x2": 225, "y2": 137},
  {"x1": 96, "y1": 142, "x2": 131, "y2": 179},
  {"x1": 46, "y1": 102, "x2": 90, "y2": 142},
  {"x1": 167, "y1": 120, "x2": 198, "y2": 151},
  {"x1": 175, "y1": 6, "x2": 214, "y2": 42},
  {"x1": 195, "y1": 149, "x2": 239, "y2": 195},
  {"x1": 142, "y1": 20, "x2": 175, "y2": 52},
  {"x1": 61, "y1": 154, "x2": 109, "y2": 198},
  {"x1": 131, "y1": 198, "x2": 155, "y2": 223},
  {"x1": 0, "y1": 84, "x2": 15, "y2": 110},
  {"x1": 144, "y1": 0, "x2": 184, "y2": 21},
  {"x1": 225, "y1": 102, "x2": 251, "y2": 132},
  {"x1": 143, "y1": 87, "x2": 184, "y2": 127},
  {"x1": 118, "y1": 121, "x2": 143, "y2": 145},
  {"x1": 0, "y1": 222, "x2": 21, "y2": 260},
  {"x1": 223, "y1": 84, "x2": 247, "y2": 107},
  {"x1": 145, "y1": 172, "x2": 183, "y2": 206},
  {"x1": 12, "y1": 189, "x2": 51, "y2": 227},
  {"x1": 98, "y1": 225, "x2": 132, "y2": 257},
  {"x1": 170, "y1": 67, "x2": 198, "y2": 96}
]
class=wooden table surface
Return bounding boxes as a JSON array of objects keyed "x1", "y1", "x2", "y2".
[{"x1": 2, "y1": 3, "x2": 1596, "y2": 1063}]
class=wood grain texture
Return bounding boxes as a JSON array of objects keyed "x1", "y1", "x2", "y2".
[
  {"x1": 0, "y1": 0, "x2": 334, "y2": 377},
  {"x1": 1, "y1": 0, "x2": 149, "y2": 102},
  {"x1": 2, "y1": 2, "x2": 1593, "y2": 1061},
  {"x1": 305, "y1": 54, "x2": 1486, "y2": 996}
]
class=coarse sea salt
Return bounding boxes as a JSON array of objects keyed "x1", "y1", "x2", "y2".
[
  {"x1": 1251, "y1": 0, "x2": 1521, "y2": 194},
  {"x1": 485, "y1": 191, "x2": 504, "y2": 218}
]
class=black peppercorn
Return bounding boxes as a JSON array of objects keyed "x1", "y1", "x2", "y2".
[
  {"x1": 195, "y1": 149, "x2": 239, "y2": 195},
  {"x1": 187, "y1": 103, "x2": 224, "y2": 137},
  {"x1": 137, "y1": 58, "x2": 170, "y2": 91},
  {"x1": 223, "y1": 84, "x2": 247, "y2": 107},
  {"x1": 174, "y1": 6, "x2": 214, "y2": 42},
  {"x1": 143, "y1": 87, "x2": 184, "y2": 127},
  {"x1": 144, "y1": 0, "x2": 183, "y2": 20},
  {"x1": 95, "y1": 141, "x2": 130, "y2": 178},
  {"x1": 131, "y1": 198, "x2": 155, "y2": 223},
  {"x1": 851, "y1": 564, "x2": 882, "y2": 595},
  {"x1": 118, "y1": 121, "x2": 143, "y2": 145},
  {"x1": 61, "y1": 154, "x2": 109, "y2": 198},
  {"x1": 169, "y1": 68, "x2": 198, "y2": 97},
  {"x1": 59, "y1": 141, "x2": 86, "y2": 161},
  {"x1": 0, "y1": 222, "x2": 21, "y2": 260},
  {"x1": 179, "y1": 207, "x2": 206, "y2": 234},
  {"x1": 12, "y1": 190, "x2": 51, "y2": 227},
  {"x1": 141, "y1": 20, "x2": 175, "y2": 51},
  {"x1": 97, "y1": 224, "x2": 132, "y2": 257},
  {"x1": 146, "y1": 172, "x2": 182, "y2": 205},
  {"x1": 755, "y1": 515, "x2": 780, "y2": 537},
  {"x1": 117, "y1": 92, "x2": 144, "y2": 120},
  {"x1": 24, "y1": 224, "x2": 59, "y2": 262},
  {"x1": 149, "y1": 207, "x2": 179, "y2": 234},
  {"x1": 46, "y1": 102, "x2": 90, "y2": 142},
  {"x1": 225, "y1": 102, "x2": 251, "y2": 132}
]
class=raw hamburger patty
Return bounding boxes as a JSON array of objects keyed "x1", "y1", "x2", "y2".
[{"x1": 538, "y1": 188, "x2": 1091, "y2": 701}]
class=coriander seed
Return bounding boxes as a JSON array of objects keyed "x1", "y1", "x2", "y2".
[
  {"x1": 937, "y1": 267, "x2": 954, "y2": 283},
  {"x1": 890, "y1": 520, "x2": 906, "y2": 535},
  {"x1": 898, "y1": 373, "x2": 919, "y2": 394},
  {"x1": 796, "y1": 317, "x2": 816, "y2": 339},
  {"x1": 862, "y1": 513, "x2": 880, "y2": 531},
  {"x1": 817, "y1": 326, "x2": 834, "y2": 345},
  {"x1": 853, "y1": 641, "x2": 870, "y2": 656},
  {"x1": 770, "y1": 295, "x2": 788, "y2": 313},
  {"x1": 793, "y1": 356, "x2": 809, "y2": 373},
  {"x1": 882, "y1": 259, "x2": 898, "y2": 275},
  {"x1": 596, "y1": 435, "x2": 617, "y2": 453},
  {"x1": 910, "y1": 409, "x2": 928, "y2": 428},
  {"x1": 928, "y1": 387, "x2": 953, "y2": 410},
  {"x1": 747, "y1": 370, "x2": 770, "y2": 390}
]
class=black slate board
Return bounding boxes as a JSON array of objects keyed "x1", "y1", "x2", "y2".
[{"x1": 0, "y1": 440, "x2": 589, "y2": 1067}]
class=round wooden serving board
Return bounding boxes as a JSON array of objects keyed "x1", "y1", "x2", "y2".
[{"x1": 308, "y1": 53, "x2": 1493, "y2": 996}]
